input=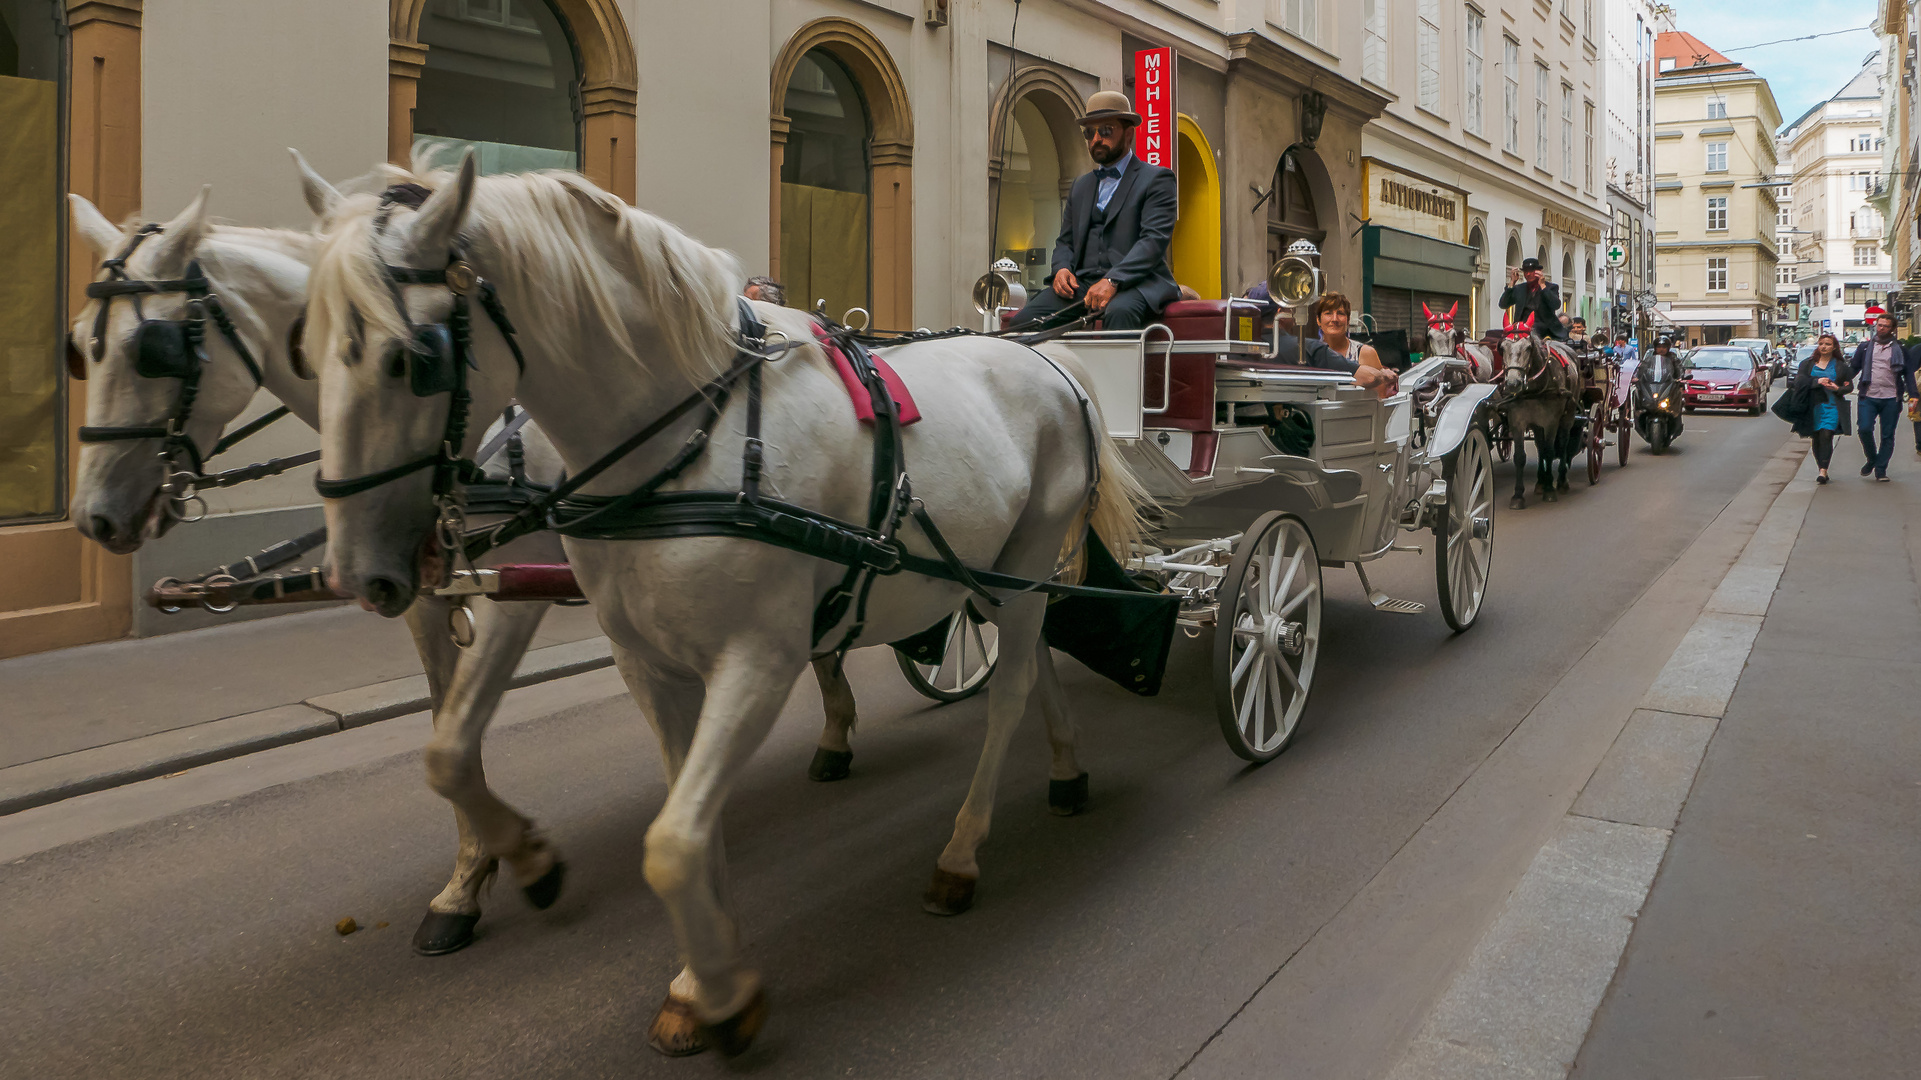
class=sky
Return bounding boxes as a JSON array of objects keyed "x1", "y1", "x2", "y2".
[{"x1": 1667, "y1": 0, "x2": 1882, "y2": 129}]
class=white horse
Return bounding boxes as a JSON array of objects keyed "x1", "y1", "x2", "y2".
[
  {"x1": 67, "y1": 172, "x2": 888, "y2": 959},
  {"x1": 302, "y1": 153, "x2": 1143, "y2": 1055}
]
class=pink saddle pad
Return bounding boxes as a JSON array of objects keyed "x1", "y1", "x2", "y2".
[{"x1": 812, "y1": 324, "x2": 921, "y2": 427}]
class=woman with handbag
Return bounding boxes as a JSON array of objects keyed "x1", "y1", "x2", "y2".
[{"x1": 1787, "y1": 333, "x2": 1854, "y2": 483}]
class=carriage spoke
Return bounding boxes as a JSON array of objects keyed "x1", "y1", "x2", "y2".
[
  {"x1": 1230, "y1": 634, "x2": 1262, "y2": 684},
  {"x1": 1275, "y1": 580, "x2": 1317, "y2": 619},
  {"x1": 1237, "y1": 651, "x2": 1267, "y2": 733},
  {"x1": 1269, "y1": 543, "x2": 1304, "y2": 612},
  {"x1": 1275, "y1": 650, "x2": 1304, "y2": 695}
]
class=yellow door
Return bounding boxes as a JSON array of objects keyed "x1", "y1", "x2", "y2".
[{"x1": 1169, "y1": 115, "x2": 1221, "y2": 299}]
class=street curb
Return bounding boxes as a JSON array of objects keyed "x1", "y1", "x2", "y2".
[{"x1": 0, "y1": 637, "x2": 616, "y2": 817}]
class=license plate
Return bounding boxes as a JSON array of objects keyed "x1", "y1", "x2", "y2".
[{"x1": 1699, "y1": 394, "x2": 1725, "y2": 401}]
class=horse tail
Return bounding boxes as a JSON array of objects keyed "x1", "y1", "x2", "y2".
[{"x1": 1034, "y1": 346, "x2": 1154, "y2": 583}]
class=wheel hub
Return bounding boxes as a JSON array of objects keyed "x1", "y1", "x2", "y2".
[
  {"x1": 1471, "y1": 516, "x2": 1492, "y2": 540},
  {"x1": 1262, "y1": 614, "x2": 1306, "y2": 657}
]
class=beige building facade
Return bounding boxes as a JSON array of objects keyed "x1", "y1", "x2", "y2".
[
  {"x1": 1355, "y1": 0, "x2": 1612, "y2": 341},
  {"x1": 1784, "y1": 53, "x2": 1891, "y2": 342},
  {"x1": 1652, "y1": 30, "x2": 1781, "y2": 345},
  {"x1": 0, "y1": 0, "x2": 1408, "y2": 657}
]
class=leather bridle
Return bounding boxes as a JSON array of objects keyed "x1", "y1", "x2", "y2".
[
  {"x1": 310, "y1": 185, "x2": 527, "y2": 562},
  {"x1": 71, "y1": 223, "x2": 311, "y2": 521}
]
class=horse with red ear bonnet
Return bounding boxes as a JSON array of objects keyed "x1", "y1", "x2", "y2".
[
  {"x1": 1494, "y1": 310, "x2": 1583, "y2": 508},
  {"x1": 1422, "y1": 301, "x2": 1498, "y2": 383}
]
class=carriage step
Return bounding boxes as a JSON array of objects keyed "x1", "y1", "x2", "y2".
[
  {"x1": 1369, "y1": 595, "x2": 1428, "y2": 615},
  {"x1": 1352, "y1": 564, "x2": 1427, "y2": 615}
]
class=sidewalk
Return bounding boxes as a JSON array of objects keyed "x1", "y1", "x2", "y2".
[
  {"x1": 0, "y1": 602, "x2": 612, "y2": 815},
  {"x1": 1571, "y1": 454, "x2": 1921, "y2": 1075}
]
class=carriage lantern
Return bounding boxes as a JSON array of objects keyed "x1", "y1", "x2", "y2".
[
  {"x1": 1268, "y1": 239, "x2": 1323, "y2": 310},
  {"x1": 972, "y1": 268, "x2": 1012, "y2": 316}
]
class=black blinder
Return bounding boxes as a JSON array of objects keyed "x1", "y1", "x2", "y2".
[
  {"x1": 133, "y1": 319, "x2": 193, "y2": 380},
  {"x1": 287, "y1": 313, "x2": 315, "y2": 380},
  {"x1": 406, "y1": 322, "x2": 459, "y2": 397},
  {"x1": 66, "y1": 332, "x2": 89, "y2": 381}
]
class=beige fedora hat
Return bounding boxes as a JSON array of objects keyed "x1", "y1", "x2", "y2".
[{"x1": 1079, "y1": 90, "x2": 1141, "y2": 126}]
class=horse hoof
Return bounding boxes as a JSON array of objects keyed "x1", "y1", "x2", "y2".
[
  {"x1": 411, "y1": 911, "x2": 480, "y2": 956},
  {"x1": 647, "y1": 995, "x2": 709, "y2": 1057},
  {"x1": 807, "y1": 747, "x2": 853, "y2": 782},
  {"x1": 923, "y1": 868, "x2": 978, "y2": 916},
  {"x1": 1542, "y1": 491, "x2": 1558, "y2": 503},
  {"x1": 699, "y1": 989, "x2": 769, "y2": 1058},
  {"x1": 1509, "y1": 496, "x2": 1526, "y2": 510},
  {"x1": 522, "y1": 860, "x2": 566, "y2": 910},
  {"x1": 1048, "y1": 772, "x2": 1090, "y2": 816}
]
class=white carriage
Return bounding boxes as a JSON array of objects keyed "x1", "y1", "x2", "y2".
[{"x1": 1027, "y1": 243, "x2": 1499, "y2": 761}]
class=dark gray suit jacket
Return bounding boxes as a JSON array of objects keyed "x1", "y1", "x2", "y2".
[{"x1": 1051, "y1": 157, "x2": 1181, "y2": 309}]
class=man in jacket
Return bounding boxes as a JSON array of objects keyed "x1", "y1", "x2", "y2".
[
  {"x1": 1009, "y1": 90, "x2": 1180, "y2": 332},
  {"x1": 1848, "y1": 313, "x2": 1919, "y2": 480},
  {"x1": 1498, "y1": 258, "x2": 1569, "y2": 341}
]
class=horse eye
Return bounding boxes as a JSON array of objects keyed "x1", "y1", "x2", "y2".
[{"x1": 385, "y1": 345, "x2": 407, "y2": 380}]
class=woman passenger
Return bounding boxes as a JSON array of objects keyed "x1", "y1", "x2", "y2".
[
  {"x1": 1312, "y1": 291, "x2": 1397, "y2": 396},
  {"x1": 1792, "y1": 332, "x2": 1853, "y2": 484}
]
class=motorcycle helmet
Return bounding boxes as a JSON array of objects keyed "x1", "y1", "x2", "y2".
[{"x1": 1652, "y1": 334, "x2": 1675, "y2": 351}]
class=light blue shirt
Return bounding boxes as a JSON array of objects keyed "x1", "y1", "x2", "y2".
[{"x1": 1095, "y1": 153, "x2": 1134, "y2": 212}]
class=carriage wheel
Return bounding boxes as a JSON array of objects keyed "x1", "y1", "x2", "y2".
[
  {"x1": 1213, "y1": 512, "x2": 1321, "y2": 763},
  {"x1": 896, "y1": 601, "x2": 999, "y2": 703},
  {"x1": 1586, "y1": 404, "x2": 1604, "y2": 485},
  {"x1": 1434, "y1": 428, "x2": 1495, "y2": 633},
  {"x1": 1615, "y1": 403, "x2": 1631, "y2": 467},
  {"x1": 1495, "y1": 420, "x2": 1512, "y2": 462}
]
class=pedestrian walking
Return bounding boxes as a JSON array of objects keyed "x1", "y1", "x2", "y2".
[
  {"x1": 1782, "y1": 333, "x2": 1853, "y2": 484},
  {"x1": 1848, "y1": 314, "x2": 1919, "y2": 480}
]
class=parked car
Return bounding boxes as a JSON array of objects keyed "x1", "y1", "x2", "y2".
[{"x1": 1684, "y1": 346, "x2": 1770, "y2": 415}]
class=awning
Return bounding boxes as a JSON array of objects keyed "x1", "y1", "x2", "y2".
[{"x1": 1661, "y1": 306, "x2": 1756, "y2": 325}]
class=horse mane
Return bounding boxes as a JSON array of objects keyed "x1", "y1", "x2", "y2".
[{"x1": 310, "y1": 163, "x2": 743, "y2": 386}]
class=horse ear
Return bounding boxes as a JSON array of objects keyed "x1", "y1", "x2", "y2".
[
  {"x1": 289, "y1": 148, "x2": 341, "y2": 219},
  {"x1": 407, "y1": 148, "x2": 478, "y2": 260},
  {"x1": 68, "y1": 194, "x2": 123, "y2": 259},
  {"x1": 146, "y1": 186, "x2": 212, "y2": 276}
]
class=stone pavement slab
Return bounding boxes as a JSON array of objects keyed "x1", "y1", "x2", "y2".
[
  {"x1": 1570, "y1": 709, "x2": 1720, "y2": 831},
  {"x1": 1571, "y1": 461, "x2": 1921, "y2": 1078}
]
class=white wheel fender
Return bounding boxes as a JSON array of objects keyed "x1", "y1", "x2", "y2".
[{"x1": 1431, "y1": 383, "x2": 1498, "y2": 459}]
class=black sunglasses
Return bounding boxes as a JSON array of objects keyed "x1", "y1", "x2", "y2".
[{"x1": 1081, "y1": 124, "x2": 1122, "y2": 140}]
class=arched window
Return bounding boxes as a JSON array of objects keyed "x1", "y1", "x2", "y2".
[
  {"x1": 412, "y1": 0, "x2": 581, "y2": 174},
  {"x1": 1268, "y1": 148, "x2": 1328, "y2": 265},
  {"x1": 993, "y1": 98, "x2": 1068, "y2": 294},
  {"x1": 1506, "y1": 234, "x2": 1523, "y2": 273},
  {"x1": 780, "y1": 49, "x2": 872, "y2": 319},
  {"x1": 1562, "y1": 251, "x2": 1574, "y2": 288}
]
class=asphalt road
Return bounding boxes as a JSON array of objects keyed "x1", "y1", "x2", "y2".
[{"x1": 2, "y1": 405, "x2": 1794, "y2": 1080}]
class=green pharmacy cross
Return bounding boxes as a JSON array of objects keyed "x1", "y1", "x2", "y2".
[{"x1": 1605, "y1": 241, "x2": 1627, "y2": 269}]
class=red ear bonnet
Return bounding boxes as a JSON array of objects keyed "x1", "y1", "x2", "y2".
[{"x1": 1445, "y1": 301, "x2": 1458, "y2": 321}]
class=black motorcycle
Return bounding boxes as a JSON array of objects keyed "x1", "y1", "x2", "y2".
[{"x1": 1634, "y1": 350, "x2": 1686, "y2": 454}]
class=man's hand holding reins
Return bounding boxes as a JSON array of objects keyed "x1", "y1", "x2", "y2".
[
  {"x1": 1084, "y1": 277, "x2": 1117, "y2": 312},
  {"x1": 1052, "y1": 268, "x2": 1080, "y2": 299}
]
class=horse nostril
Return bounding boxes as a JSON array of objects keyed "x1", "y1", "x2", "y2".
[
  {"x1": 364, "y1": 575, "x2": 411, "y2": 616},
  {"x1": 91, "y1": 515, "x2": 116, "y2": 544}
]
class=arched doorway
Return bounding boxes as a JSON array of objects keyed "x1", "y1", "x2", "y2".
[
  {"x1": 388, "y1": 0, "x2": 637, "y2": 199},
  {"x1": 1171, "y1": 115, "x2": 1222, "y2": 299},
  {"x1": 412, "y1": 0, "x2": 580, "y2": 174},
  {"x1": 987, "y1": 75, "x2": 1081, "y2": 296},
  {"x1": 779, "y1": 49, "x2": 871, "y2": 320},
  {"x1": 771, "y1": 19, "x2": 913, "y2": 331},
  {"x1": 1268, "y1": 148, "x2": 1328, "y2": 268},
  {"x1": 1468, "y1": 223, "x2": 1487, "y2": 334}
]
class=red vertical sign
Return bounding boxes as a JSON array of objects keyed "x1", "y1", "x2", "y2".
[{"x1": 1133, "y1": 47, "x2": 1176, "y2": 173}]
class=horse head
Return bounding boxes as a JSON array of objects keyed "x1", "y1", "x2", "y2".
[
  {"x1": 66, "y1": 188, "x2": 311, "y2": 554},
  {"x1": 1500, "y1": 313, "x2": 1540, "y2": 393}
]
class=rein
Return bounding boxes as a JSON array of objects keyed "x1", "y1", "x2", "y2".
[{"x1": 74, "y1": 224, "x2": 316, "y2": 521}]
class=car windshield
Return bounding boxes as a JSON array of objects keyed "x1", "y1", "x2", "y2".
[{"x1": 1691, "y1": 349, "x2": 1752, "y2": 371}]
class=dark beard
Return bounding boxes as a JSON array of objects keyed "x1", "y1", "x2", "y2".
[{"x1": 1089, "y1": 140, "x2": 1127, "y2": 166}]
